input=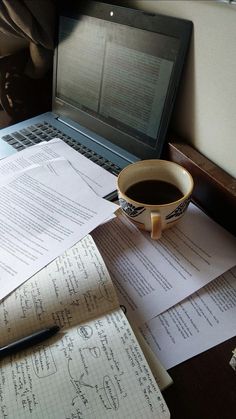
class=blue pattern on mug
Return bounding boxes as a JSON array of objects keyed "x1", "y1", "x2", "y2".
[{"x1": 119, "y1": 198, "x2": 145, "y2": 218}]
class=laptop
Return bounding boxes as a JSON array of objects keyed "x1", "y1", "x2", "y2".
[{"x1": 0, "y1": 1, "x2": 192, "y2": 200}]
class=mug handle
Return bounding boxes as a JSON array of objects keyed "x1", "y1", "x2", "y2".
[{"x1": 151, "y1": 211, "x2": 162, "y2": 240}]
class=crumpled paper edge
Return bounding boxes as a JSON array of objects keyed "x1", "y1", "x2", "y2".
[{"x1": 229, "y1": 348, "x2": 236, "y2": 371}]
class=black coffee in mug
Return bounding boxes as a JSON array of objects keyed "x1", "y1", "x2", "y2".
[{"x1": 125, "y1": 179, "x2": 183, "y2": 205}]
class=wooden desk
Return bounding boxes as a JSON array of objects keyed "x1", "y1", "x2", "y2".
[
  {"x1": 163, "y1": 140, "x2": 236, "y2": 419},
  {"x1": 163, "y1": 336, "x2": 236, "y2": 419}
]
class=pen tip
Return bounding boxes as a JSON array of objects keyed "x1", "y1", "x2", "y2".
[{"x1": 51, "y1": 325, "x2": 60, "y2": 333}]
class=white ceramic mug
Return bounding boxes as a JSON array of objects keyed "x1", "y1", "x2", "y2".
[{"x1": 117, "y1": 159, "x2": 194, "y2": 240}]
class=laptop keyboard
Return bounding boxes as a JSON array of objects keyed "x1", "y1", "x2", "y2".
[{"x1": 1, "y1": 122, "x2": 121, "y2": 175}]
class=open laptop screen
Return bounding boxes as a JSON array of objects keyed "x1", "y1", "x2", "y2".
[{"x1": 54, "y1": 2, "x2": 192, "y2": 158}]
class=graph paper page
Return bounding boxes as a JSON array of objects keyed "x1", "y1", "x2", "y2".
[
  {"x1": 0, "y1": 235, "x2": 119, "y2": 347},
  {"x1": 0, "y1": 309, "x2": 169, "y2": 418}
]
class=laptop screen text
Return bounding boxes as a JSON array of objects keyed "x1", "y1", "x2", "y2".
[{"x1": 56, "y1": 14, "x2": 179, "y2": 150}]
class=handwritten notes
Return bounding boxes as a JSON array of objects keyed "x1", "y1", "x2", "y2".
[
  {"x1": 0, "y1": 236, "x2": 118, "y2": 346},
  {"x1": 0, "y1": 236, "x2": 169, "y2": 418},
  {"x1": 0, "y1": 314, "x2": 169, "y2": 418}
]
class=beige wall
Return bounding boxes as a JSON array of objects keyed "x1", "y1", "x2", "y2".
[{"x1": 129, "y1": 1, "x2": 236, "y2": 177}]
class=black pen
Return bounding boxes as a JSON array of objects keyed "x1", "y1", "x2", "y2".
[{"x1": 0, "y1": 325, "x2": 60, "y2": 359}]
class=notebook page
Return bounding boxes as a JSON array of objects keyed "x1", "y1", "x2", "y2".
[
  {"x1": 0, "y1": 309, "x2": 169, "y2": 418},
  {"x1": 133, "y1": 327, "x2": 173, "y2": 390},
  {"x1": 0, "y1": 235, "x2": 119, "y2": 347}
]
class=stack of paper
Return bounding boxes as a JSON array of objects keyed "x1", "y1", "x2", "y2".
[
  {"x1": 0, "y1": 235, "x2": 170, "y2": 418},
  {"x1": 1, "y1": 139, "x2": 235, "y2": 416},
  {"x1": 1, "y1": 139, "x2": 235, "y2": 371},
  {"x1": 0, "y1": 140, "x2": 171, "y2": 418},
  {"x1": 92, "y1": 204, "x2": 236, "y2": 370},
  {"x1": 0, "y1": 139, "x2": 118, "y2": 301}
]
